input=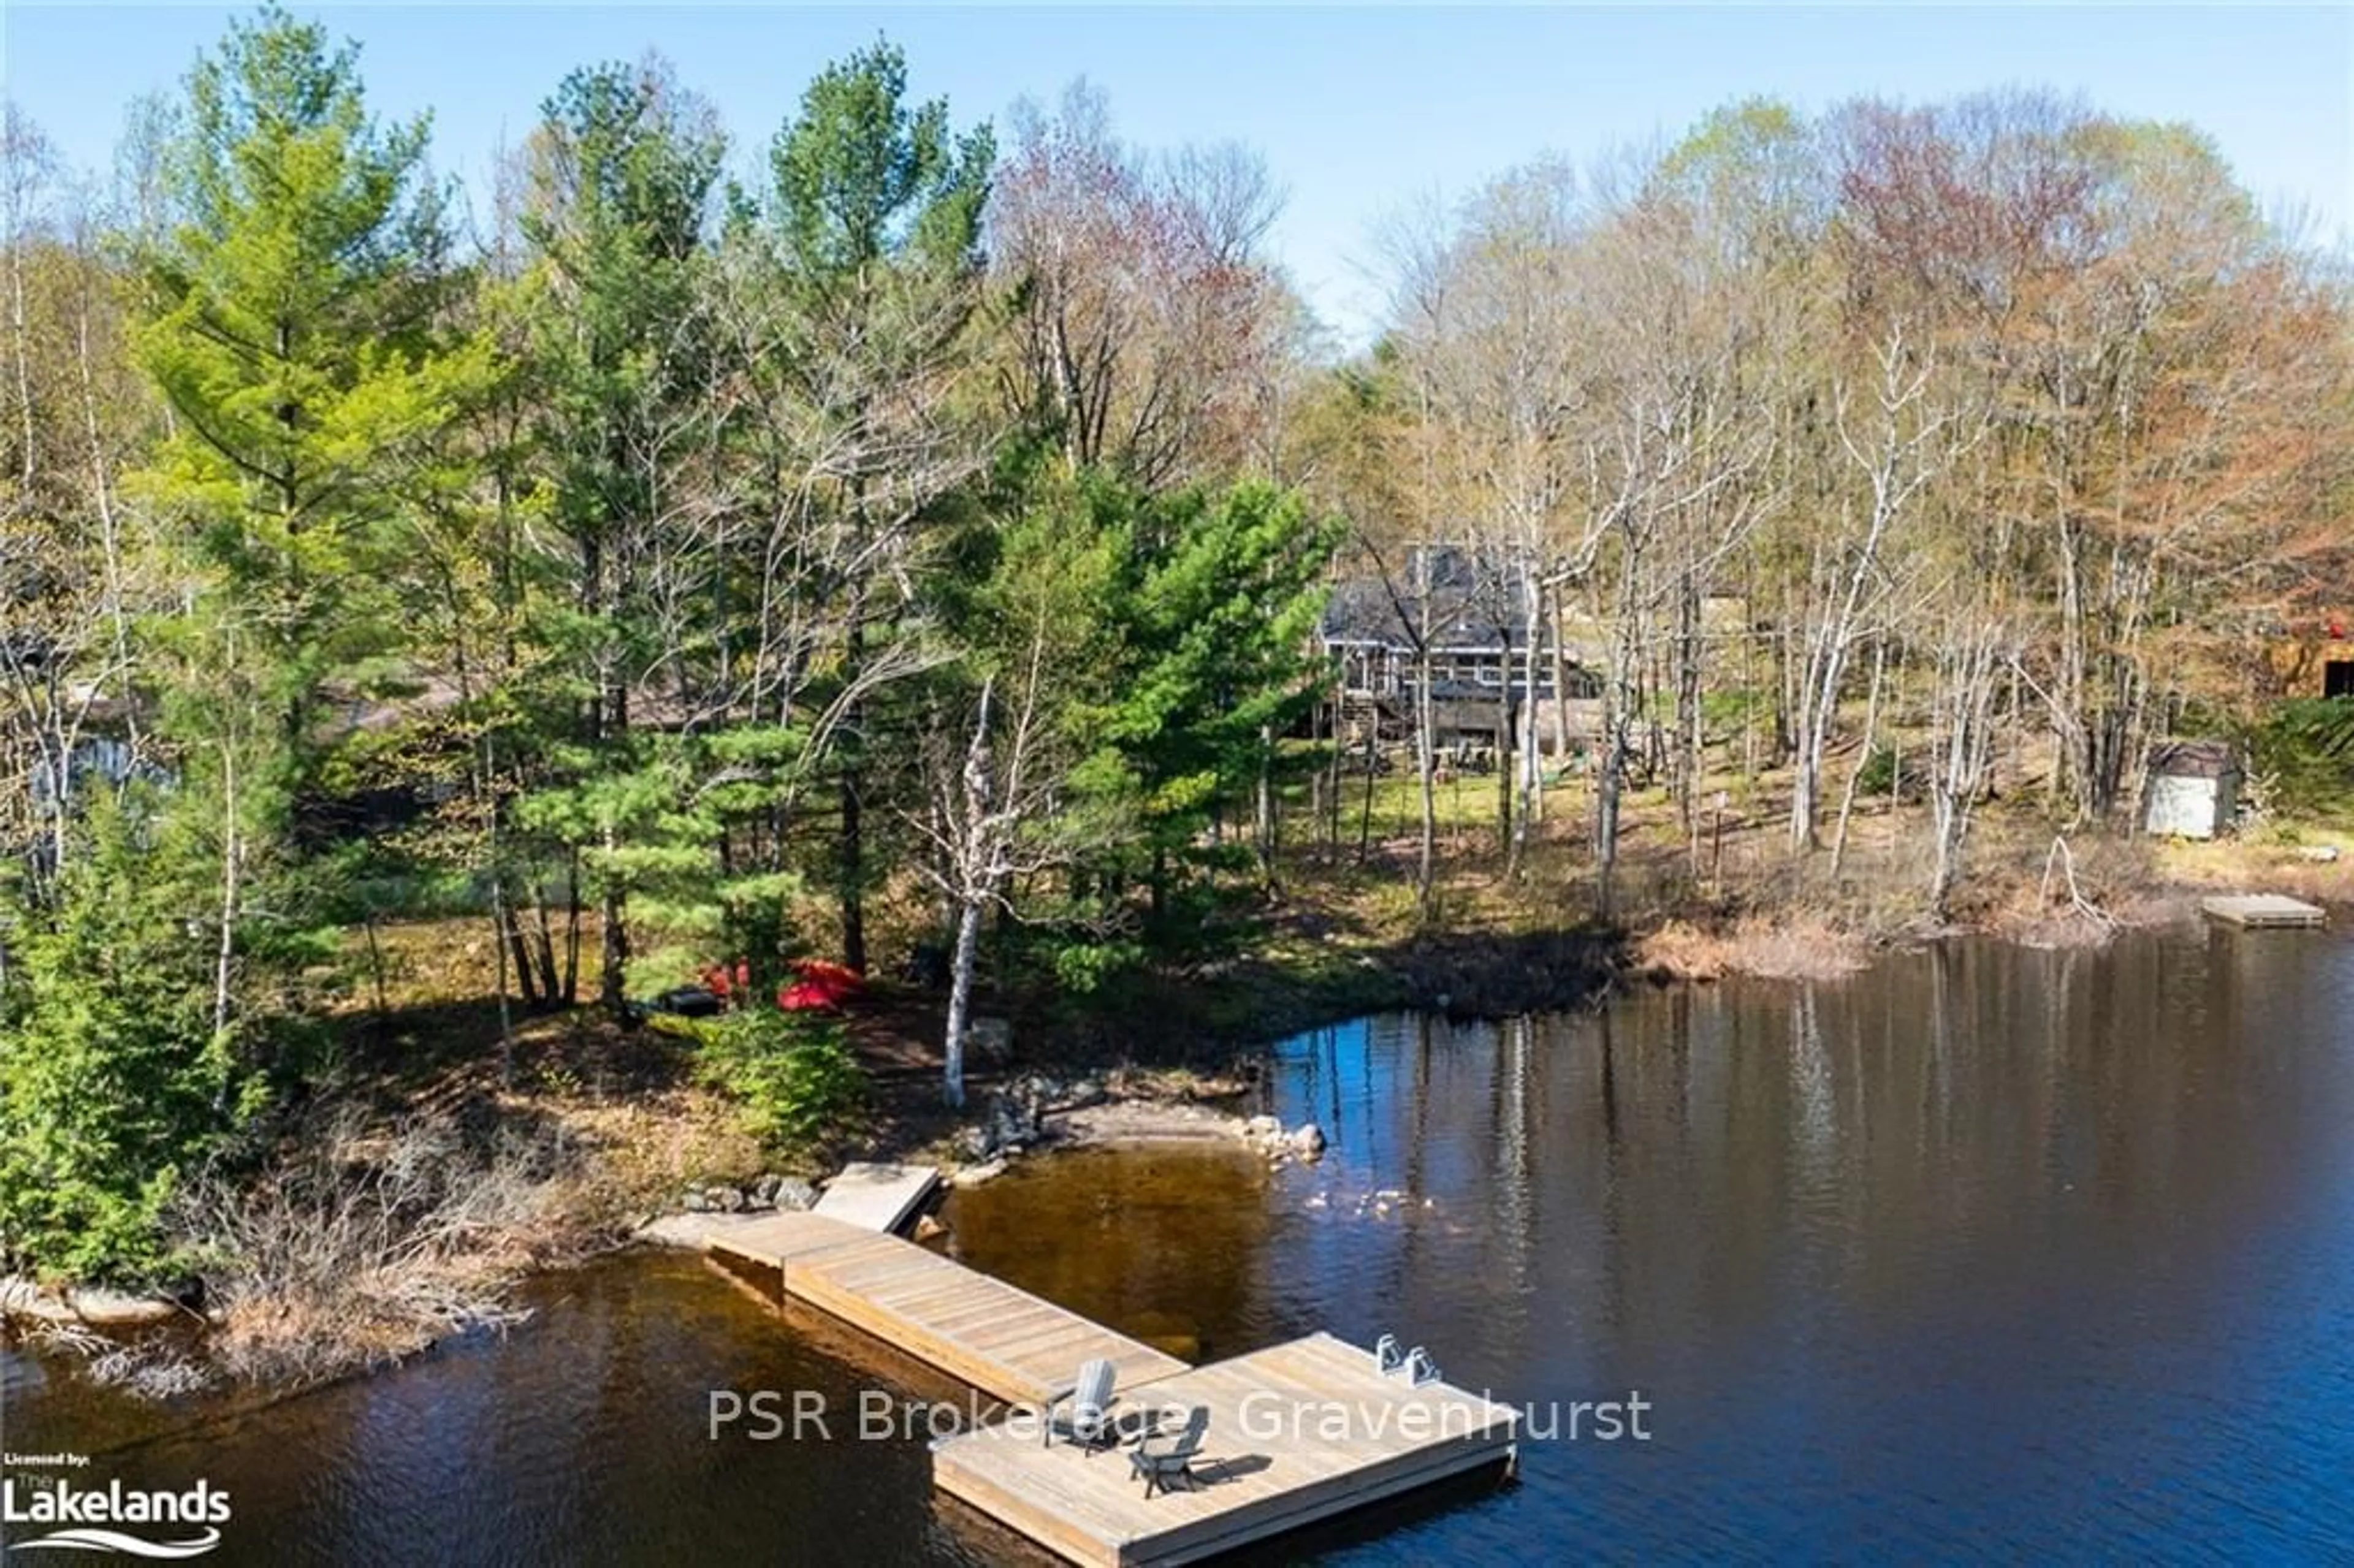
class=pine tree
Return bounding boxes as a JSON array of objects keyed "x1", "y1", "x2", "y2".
[
  {"x1": 760, "y1": 40, "x2": 994, "y2": 976},
  {"x1": 131, "y1": 4, "x2": 486, "y2": 1071},
  {"x1": 1097, "y1": 481, "x2": 1339, "y2": 924},
  {"x1": 517, "y1": 56, "x2": 724, "y2": 1015}
]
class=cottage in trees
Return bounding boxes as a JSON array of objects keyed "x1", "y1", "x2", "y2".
[
  {"x1": 2257, "y1": 611, "x2": 2354, "y2": 699},
  {"x1": 1319, "y1": 547, "x2": 1601, "y2": 754}
]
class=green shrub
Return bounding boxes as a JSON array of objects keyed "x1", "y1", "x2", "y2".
[
  {"x1": 0, "y1": 796, "x2": 246, "y2": 1284},
  {"x1": 1854, "y1": 744, "x2": 1926, "y2": 802},
  {"x1": 695, "y1": 1010, "x2": 869, "y2": 1155},
  {"x1": 1049, "y1": 938, "x2": 1147, "y2": 995},
  {"x1": 2245, "y1": 699, "x2": 2354, "y2": 819}
]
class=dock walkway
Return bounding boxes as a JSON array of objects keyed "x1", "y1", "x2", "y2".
[{"x1": 707, "y1": 1209, "x2": 1183, "y2": 1405}]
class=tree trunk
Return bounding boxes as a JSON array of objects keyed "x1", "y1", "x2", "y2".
[
  {"x1": 210, "y1": 715, "x2": 242, "y2": 1111},
  {"x1": 562, "y1": 853, "x2": 582, "y2": 1007},
  {"x1": 1493, "y1": 686, "x2": 1514, "y2": 857},
  {"x1": 942, "y1": 894, "x2": 982, "y2": 1109},
  {"x1": 838, "y1": 527, "x2": 872, "y2": 973},
  {"x1": 1509, "y1": 577, "x2": 1544, "y2": 878},
  {"x1": 1254, "y1": 723, "x2": 1275, "y2": 885},
  {"x1": 599, "y1": 833, "x2": 628, "y2": 1017},
  {"x1": 1830, "y1": 637, "x2": 1886, "y2": 879},
  {"x1": 1325, "y1": 678, "x2": 1345, "y2": 847},
  {"x1": 1549, "y1": 579, "x2": 1573, "y2": 760},
  {"x1": 1596, "y1": 704, "x2": 1627, "y2": 919},
  {"x1": 1414, "y1": 643, "x2": 1438, "y2": 925}
]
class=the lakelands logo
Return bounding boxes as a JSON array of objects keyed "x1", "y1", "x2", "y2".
[{"x1": 2, "y1": 1459, "x2": 229, "y2": 1559}]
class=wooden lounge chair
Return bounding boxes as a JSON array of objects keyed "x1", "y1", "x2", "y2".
[
  {"x1": 1129, "y1": 1406, "x2": 1210, "y2": 1498},
  {"x1": 1040, "y1": 1358, "x2": 1120, "y2": 1453}
]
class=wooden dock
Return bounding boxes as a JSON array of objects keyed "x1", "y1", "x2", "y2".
[
  {"x1": 707, "y1": 1209, "x2": 1183, "y2": 1405},
  {"x1": 933, "y1": 1333, "x2": 1518, "y2": 1567},
  {"x1": 809, "y1": 1160, "x2": 942, "y2": 1233},
  {"x1": 702, "y1": 1203, "x2": 1518, "y2": 1562},
  {"x1": 2201, "y1": 894, "x2": 2328, "y2": 929}
]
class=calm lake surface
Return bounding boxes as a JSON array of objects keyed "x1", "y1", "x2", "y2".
[{"x1": 11, "y1": 924, "x2": 2354, "y2": 1564}]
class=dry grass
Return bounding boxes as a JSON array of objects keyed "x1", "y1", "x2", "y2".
[
  {"x1": 1636, "y1": 916, "x2": 1873, "y2": 981},
  {"x1": 166, "y1": 1110, "x2": 587, "y2": 1385},
  {"x1": 2158, "y1": 832, "x2": 2353, "y2": 907},
  {"x1": 160, "y1": 1071, "x2": 762, "y2": 1390}
]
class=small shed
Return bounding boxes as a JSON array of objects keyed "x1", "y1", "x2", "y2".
[{"x1": 2141, "y1": 740, "x2": 2242, "y2": 839}]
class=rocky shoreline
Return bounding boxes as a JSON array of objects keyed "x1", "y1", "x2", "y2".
[{"x1": 634, "y1": 1070, "x2": 1335, "y2": 1250}]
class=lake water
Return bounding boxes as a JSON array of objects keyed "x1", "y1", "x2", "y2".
[{"x1": 10, "y1": 923, "x2": 2353, "y2": 1563}]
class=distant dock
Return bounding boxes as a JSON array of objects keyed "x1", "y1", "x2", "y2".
[
  {"x1": 700, "y1": 1168, "x2": 1518, "y2": 1564},
  {"x1": 2201, "y1": 894, "x2": 2328, "y2": 929}
]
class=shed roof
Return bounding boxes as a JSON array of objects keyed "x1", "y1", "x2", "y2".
[{"x1": 2146, "y1": 739, "x2": 2239, "y2": 778}]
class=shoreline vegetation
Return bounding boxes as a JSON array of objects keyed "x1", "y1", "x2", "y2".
[
  {"x1": 4, "y1": 10, "x2": 2350, "y2": 1407},
  {"x1": 9, "y1": 808, "x2": 2344, "y2": 1396}
]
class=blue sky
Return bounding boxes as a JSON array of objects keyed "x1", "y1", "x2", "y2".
[{"x1": 5, "y1": 4, "x2": 2348, "y2": 341}]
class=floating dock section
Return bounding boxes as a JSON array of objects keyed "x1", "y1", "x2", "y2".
[
  {"x1": 704, "y1": 1197, "x2": 1517, "y2": 1564},
  {"x1": 932, "y1": 1331, "x2": 1518, "y2": 1566},
  {"x1": 2201, "y1": 894, "x2": 2328, "y2": 929}
]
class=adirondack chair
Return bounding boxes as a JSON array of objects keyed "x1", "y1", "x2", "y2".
[
  {"x1": 1376, "y1": 1334, "x2": 1441, "y2": 1386},
  {"x1": 1040, "y1": 1358, "x2": 1120, "y2": 1453},
  {"x1": 1129, "y1": 1406, "x2": 1210, "y2": 1498}
]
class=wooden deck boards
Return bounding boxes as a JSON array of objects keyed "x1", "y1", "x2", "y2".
[
  {"x1": 932, "y1": 1333, "x2": 1518, "y2": 1567},
  {"x1": 809, "y1": 1161, "x2": 942, "y2": 1233},
  {"x1": 2202, "y1": 894, "x2": 2328, "y2": 928},
  {"x1": 705, "y1": 1204, "x2": 1519, "y2": 1562},
  {"x1": 706, "y1": 1209, "x2": 1184, "y2": 1407}
]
